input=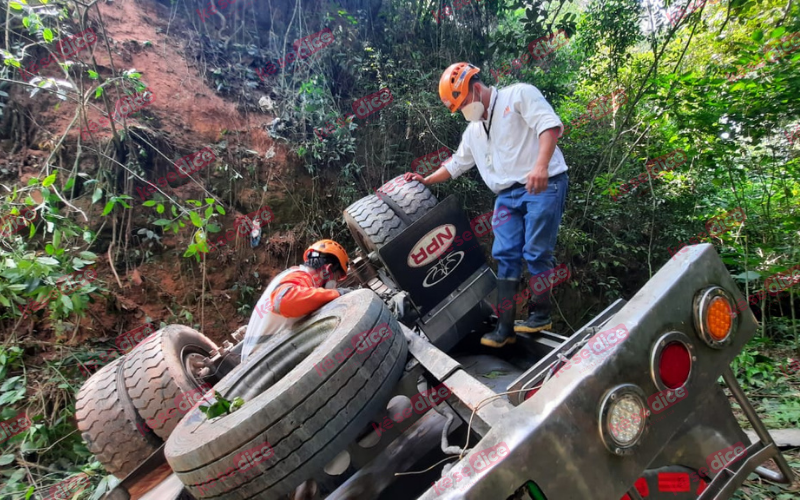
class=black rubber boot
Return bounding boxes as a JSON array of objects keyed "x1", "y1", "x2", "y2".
[
  {"x1": 515, "y1": 288, "x2": 552, "y2": 333},
  {"x1": 481, "y1": 278, "x2": 518, "y2": 348}
]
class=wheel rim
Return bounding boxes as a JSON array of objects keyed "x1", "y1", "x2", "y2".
[{"x1": 182, "y1": 348, "x2": 211, "y2": 386}]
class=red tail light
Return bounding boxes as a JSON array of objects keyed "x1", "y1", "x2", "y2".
[
  {"x1": 651, "y1": 332, "x2": 695, "y2": 391},
  {"x1": 659, "y1": 341, "x2": 692, "y2": 389}
]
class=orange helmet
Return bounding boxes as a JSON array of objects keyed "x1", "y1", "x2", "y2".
[
  {"x1": 304, "y1": 239, "x2": 349, "y2": 273},
  {"x1": 439, "y1": 63, "x2": 481, "y2": 113}
]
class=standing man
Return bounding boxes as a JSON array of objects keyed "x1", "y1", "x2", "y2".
[{"x1": 404, "y1": 62, "x2": 568, "y2": 348}]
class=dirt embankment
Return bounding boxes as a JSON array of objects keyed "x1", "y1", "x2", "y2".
[{"x1": 5, "y1": 0, "x2": 313, "y2": 347}]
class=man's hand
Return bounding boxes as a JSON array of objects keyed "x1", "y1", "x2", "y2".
[
  {"x1": 525, "y1": 164, "x2": 549, "y2": 194},
  {"x1": 403, "y1": 172, "x2": 426, "y2": 185}
]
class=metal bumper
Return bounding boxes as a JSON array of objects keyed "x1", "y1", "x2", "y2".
[{"x1": 412, "y1": 244, "x2": 794, "y2": 500}]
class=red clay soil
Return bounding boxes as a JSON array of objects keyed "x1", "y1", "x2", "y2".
[
  {"x1": 25, "y1": 0, "x2": 276, "y2": 153},
  {"x1": 7, "y1": 0, "x2": 307, "y2": 349}
]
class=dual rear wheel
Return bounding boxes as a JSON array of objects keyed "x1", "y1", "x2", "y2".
[
  {"x1": 164, "y1": 290, "x2": 407, "y2": 499},
  {"x1": 76, "y1": 293, "x2": 409, "y2": 499},
  {"x1": 75, "y1": 326, "x2": 218, "y2": 478},
  {"x1": 343, "y1": 176, "x2": 438, "y2": 254}
]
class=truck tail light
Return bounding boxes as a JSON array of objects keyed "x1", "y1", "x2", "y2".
[
  {"x1": 706, "y1": 297, "x2": 732, "y2": 340},
  {"x1": 599, "y1": 385, "x2": 647, "y2": 455},
  {"x1": 650, "y1": 331, "x2": 695, "y2": 391},
  {"x1": 693, "y1": 286, "x2": 737, "y2": 348},
  {"x1": 658, "y1": 342, "x2": 692, "y2": 389}
]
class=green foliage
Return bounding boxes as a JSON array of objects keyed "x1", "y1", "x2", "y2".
[
  {"x1": 232, "y1": 277, "x2": 257, "y2": 316},
  {"x1": 731, "y1": 333, "x2": 800, "y2": 430},
  {"x1": 141, "y1": 195, "x2": 227, "y2": 261},
  {"x1": 578, "y1": 0, "x2": 643, "y2": 76},
  {"x1": 0, "y1": 347, "x2": 25, "y2": 406},
  {"x1": 297, "y1": 76, "x2": 359, "y2": 174},
  {"x1": 732, "y1": 341, "x2": 781, "y2": 388},
  {"x1": 101, "y1": 195, "x2": 131, "y2": 216},
  {"x1": 0, "y1": 342, "x2": 120, "y2": 499},
  {"x1": 0, "y1": 177, "x2": 101, "y2": 323},
  {"x1": 199, "y1": 391, "x2": 244, "y2": 420}
]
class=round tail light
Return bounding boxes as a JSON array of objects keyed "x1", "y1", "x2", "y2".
[
  {"x1": 659, "y1": 342, "x2": 691, "y2": 389},
  {"x1": 650, "y1": 332, "x2": 695, "y2": 391},
  {"x1": 693, "y1": 286, "x2": 737, "y2": 348},
  {"x1": 608, "y1": 394, "x2": 645, "y2": 445},
  {"x1": 599, "y1": 385, "x2": 647, "y2": 455},
  {"x1": 707, "y1": 296, "x2": 732, "y2": 340}
]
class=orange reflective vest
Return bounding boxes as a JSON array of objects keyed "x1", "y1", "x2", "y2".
[{"x1": 240, "y1": 266, "x2": 341, "y2": 360}]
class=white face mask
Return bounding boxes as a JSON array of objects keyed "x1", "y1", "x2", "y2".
[{"x1": 461, "y1": 101, "x2": 485, "y2": 122}]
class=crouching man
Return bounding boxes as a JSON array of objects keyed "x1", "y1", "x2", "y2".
[{"x1": 240, "y1": 239, "x2": 351, "y2": 361}]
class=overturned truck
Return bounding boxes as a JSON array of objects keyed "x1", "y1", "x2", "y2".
[{"x1": 78, "y1": 177, "x2": 795, "y2": 499}]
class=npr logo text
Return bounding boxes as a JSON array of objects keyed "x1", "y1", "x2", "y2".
[{"x1": 408, "y1": 224, "x2": 456, "y2": 268}]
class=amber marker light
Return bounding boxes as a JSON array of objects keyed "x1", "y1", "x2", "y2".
[
  {"x1": 707, "y1": 296, "x2": 732, "y2": 341},
  {"x1": 693, "y1": 286, "x2": 737, "y2": 349}
]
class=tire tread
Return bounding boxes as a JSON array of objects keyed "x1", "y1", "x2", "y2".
[
  {"x1": 75, "y1": 358, "x2": 161, "y2": 477},
  {"x1": 344, "y1": 195, "x2": 406, "y2": 252},
  {"x1": 377, "y1": 177, "x2": 437, "y2": 223}
]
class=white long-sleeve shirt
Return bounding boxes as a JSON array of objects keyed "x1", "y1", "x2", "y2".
[{"x1": 443, "y1": 84, "x2": 568, "y2": 194}]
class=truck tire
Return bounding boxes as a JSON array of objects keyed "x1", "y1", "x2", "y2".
[
  {"x1": 76, "y1": 358, "x2": 162, "y2": 478},
  {"x1": 343, "y1": 177, "x2": 437, "y2": 254},
  {"x1": 123, "y1": 325, "x2": 220, "y2": 441},
  {"x1": 343, "y1": 195, "x2": 405, "y2": 254},
  {"x1": 165, "y1": 290, "x2": 408, "y2": 500},
  {"x1": 376, "y1": 176, "x2": 438, "y2": 225}
]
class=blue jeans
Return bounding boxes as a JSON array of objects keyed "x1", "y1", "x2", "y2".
[{"x1": 492, "y1": 173, "x2": 568, "y2": 279}]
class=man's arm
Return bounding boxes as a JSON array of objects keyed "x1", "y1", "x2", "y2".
[
  {"x1": 268, "y1": 271, "x2": 341, "y2": 318},
  {"x1": 513, "y1": 85, "x2": 564, "y2": 194},
  {"x1": 405, "y1": 131, "x2": 475, "y2": 185},
  {"x1": 527, "y1": 127, "x2": 559, "y2": 194},
  {"x1": 270, "y1": 283, "x2": 341, "y2": 318},
  {"x1": 404, "y1": 165, "x2": 452, "y2": 186}
]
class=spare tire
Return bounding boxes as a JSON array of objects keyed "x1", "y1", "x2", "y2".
[
  {"x1": 76, "y1": 358, "x2": 162, "y2": 478},
  {"x1": 165, "y1": 290, "x2": 408, "y2": 499},
  {"x1": 343, "y1": 177, "x2": 437, "y2": 255},
  {"x1": 123, "y1": 325, "x2": 221, "y2": 440}
]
